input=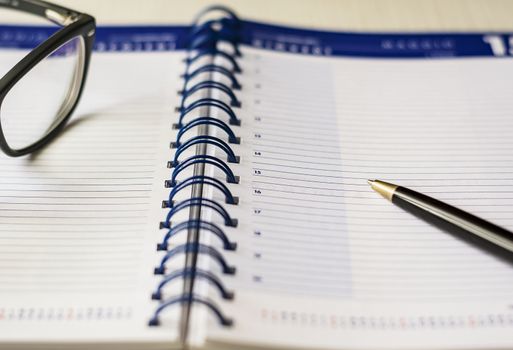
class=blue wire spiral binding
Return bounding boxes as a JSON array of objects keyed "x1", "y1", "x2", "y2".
[
  {"x1": 149, "y1": 293, "x2": 233, "y2": 327},
  {"x1": 157, "y1": 219, "x2": 237, "y2": 251},
  {"x1": 169, "y1": 135, "x2": 239, "y2": 167},
  {"x1": 177, "y1": 97, "x2": 241, "y2": 127},
  {"x1": 165, "y1": 175, "x2": 238, "y2": 205},
  {"x1": 168, "y1": 154, "x2": 239, "y2": 186},
  {"x1": 186, "y1": 49, "x2": 242, "y2": 73},
  {"x1": 180, "y1": 80, "x2": 241, "y2": 107},
  {"x1": 183, "y1": 64, "x2": 241, "y2": 89},
  {"x1": 154, "y1": 242, "x2": 236, "y2": 275},
  {"x1": 173, "y1": 117, "x2": 240, "y2": 146},
  {"x1": 151, "y1": 6, "x2": 242, "y2": 328},
  {"x1": 162, "y1": 197, "x2": 238, "y2": 228},
  {"x1": 152, "y1": 267, "x2": 234, "y2": 300},
  {"x1": 190, "y1": 18, "x2": 239, "y2": 38},
  {"x1": 191, "y1": 5, "x2": 241, "y2": 57},
  {"x1": 189, "y1": 25, "x2": 241, "y2": 52}
]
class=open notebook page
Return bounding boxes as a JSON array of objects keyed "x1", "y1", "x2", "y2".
[
  {"x1": 0, "y1": 48, "x2": 193, "y2": 347},
  {"x1": 204, "y1": 47, "x2": 513, "y2": 349}
]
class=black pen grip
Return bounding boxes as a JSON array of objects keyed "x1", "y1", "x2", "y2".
[{"x1": 392, "y1": 186, "x2": 513, "y2": 264}]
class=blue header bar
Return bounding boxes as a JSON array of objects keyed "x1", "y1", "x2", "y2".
[
  {"x1": 0, "y1": 21, "x2": 511, "y2": 58},
  {"x1": 240, "y1": 21, "x2": 513, "y2": 58}
]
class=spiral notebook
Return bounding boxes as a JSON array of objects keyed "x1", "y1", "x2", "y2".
[{"x1": 0, "y1": 5, "x2": 513, "y2": 350}]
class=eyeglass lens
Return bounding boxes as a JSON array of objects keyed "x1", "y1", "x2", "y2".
[{"x1": 0, "y1": 34, "x2": 84, "y2": 151}]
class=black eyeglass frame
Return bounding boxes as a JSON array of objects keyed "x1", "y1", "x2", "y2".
[{"x1": 0, "y1": 0, "x2": 95, "y2": 157}]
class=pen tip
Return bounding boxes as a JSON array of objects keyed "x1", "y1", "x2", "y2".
[{"x1": 367, "y1": 179, "x2": 398, "y2": 201}]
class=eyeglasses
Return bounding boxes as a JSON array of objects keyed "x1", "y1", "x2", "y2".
[{"x1": 0, "y1": 0, "x2": 95, "y2": 157}]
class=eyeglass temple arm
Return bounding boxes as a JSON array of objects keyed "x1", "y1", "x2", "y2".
[{"x1": 0, "y1": 0, "x2": 80, "y2": 26}]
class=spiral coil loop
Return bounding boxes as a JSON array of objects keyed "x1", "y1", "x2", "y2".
[{"x1": 149, "y1": 6, "x2": 242, "y2": 327}]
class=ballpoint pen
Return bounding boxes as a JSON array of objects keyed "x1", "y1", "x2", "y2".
[{"x1": 368, "y1": 179, "x2": 513, "y2": 262}]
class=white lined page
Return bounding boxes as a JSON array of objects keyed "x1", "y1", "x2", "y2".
[
  {"x1": 0, "y1": 51, "x2": 190, "y2": 346},
  {"x1": 207, "y1": 48, "x2": 513, "y2": 349}
]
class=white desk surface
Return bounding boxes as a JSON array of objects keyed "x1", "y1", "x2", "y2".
[{"x1": 50, "y1": 0, "x2": 513, "y2": 32}]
